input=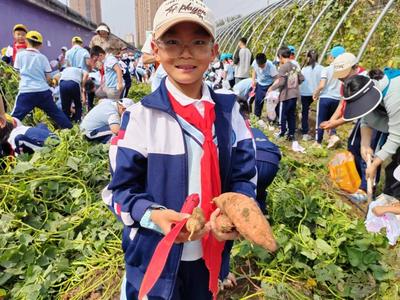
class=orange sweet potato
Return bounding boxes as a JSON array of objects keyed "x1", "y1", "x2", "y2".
[
  {"x1": 186, "y1": 207, "x2": 206, "y2": 241},
  {"x1": 215, "y1": 214, "x2": 235, "y2": 233},
  {"x1": 213, "y1": 192, "x2": 277, "y2": 252}
]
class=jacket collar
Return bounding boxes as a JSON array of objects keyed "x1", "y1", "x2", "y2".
[{"x1": 141, "y1": 77, "x2": 236, "y2": 115}]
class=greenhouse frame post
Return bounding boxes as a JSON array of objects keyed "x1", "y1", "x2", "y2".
[
  {"x1": 218, "y1": 10, "x2": 261, "y2": 52},
  {"x1": 227, "y1": 6, "x2": 271, "y2": 54},
  {"x1": 295, "y1": 0, "x2": 335, "y2": 60},
  {"x1": 319, "y1": 0, "x2": 359, "y2": 64},
  {"x1": 247, "y1": 0, "x2": 290, "y2": 53},
  {"x1": 357, "y1": 0, "x2": 396, "y2": 61},
  {"x1": 250, "y1": 0, "x2": 293, "y2": 53},
  {"x1": 226, "y1": 0, "x2": 287, "y2": 54},
  {"x1": 217, "y1": 20, "x2": 241, "y2": 46},
  {"x1": 217, "y1": 17, "x2": 246, "y2": 48},
  {"x1": 261, "y1": 8, "x2": 293, "y2": 54},
  {"x1": 275, "y1": 0, "x2": 311, "y2": 57}
]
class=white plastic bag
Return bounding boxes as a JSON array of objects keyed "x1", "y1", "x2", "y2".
[
  {"x1": 365, "y1": 196, "x2": 400, "y2": 245},
  {"x1": 265, "y1": 90, "x2": 280, "y2": 121}
]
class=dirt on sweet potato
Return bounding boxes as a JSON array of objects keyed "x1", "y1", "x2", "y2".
[{"x1": 213, "y1": 192, "x2": 277, "y2": 252}]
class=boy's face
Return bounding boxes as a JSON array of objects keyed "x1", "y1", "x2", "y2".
[
  {"x1": 152, "y1": 22, "x2": 218, "y2": 87},
  {"x1": 14, "y1": 30, "x2": 26, "y2": 44},
  {"x1": 258, "y1": 63, "x2": 266, "y2": 69}
]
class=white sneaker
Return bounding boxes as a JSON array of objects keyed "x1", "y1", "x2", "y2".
[
  {"x1": 302, "y1": 134, "x2": 312, "y2": 141},
  {"x1": 327, "y1": 135, "x2": 340, "y2": 149},
  {"x1": 257, "y1": 119, "x2": 267, "y2": 128}
]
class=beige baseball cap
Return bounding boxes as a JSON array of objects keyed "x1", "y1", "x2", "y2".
[
  {"x1": 333, "y1": 53, "x2": 359, "y2": 79},
  {"x1": 153, "y1": 0, "x2": 216, "y2": 40}
]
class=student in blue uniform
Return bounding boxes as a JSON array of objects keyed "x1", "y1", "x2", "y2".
[
  {"x1": 236, "y1": 96, "x2": 281, "y2": 212},
  {"x1": 251, "y1": 53, "x2": 278, "y2": 119},
  {"x1": 11, "y1": 31, "x2": 72, "y2": 129},
  {"x1": 219, "y1": 96, "x2": 281, "y2": 289},
  {"x1": 65, "y1": 36, "x2": 91, "y2": 72},
  {"x1": 80, "y1": 98, "x2": 134, "y2": 143},
  {"x1": 0, "y1": 116, "x2": 57, "y2": 155}
]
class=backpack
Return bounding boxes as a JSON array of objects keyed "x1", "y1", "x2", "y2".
[
  {"x1": 287, "y1": 63, "x2": 300, "y2": 89},
  {"x1": 382, "y1": 67, "x2": 400, "y2": 97}
]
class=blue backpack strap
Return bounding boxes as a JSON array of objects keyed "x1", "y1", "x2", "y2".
[{"x1": 382, "y1": 68, "x2": 400, "y2": 97}]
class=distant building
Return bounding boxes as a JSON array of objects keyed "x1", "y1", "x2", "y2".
[
  {"x1": 69, "y1": 0, "x2": 102, "y2": 25},
  {"x1": 135, "y1": 0, "x2": 164, "y2": 47}
]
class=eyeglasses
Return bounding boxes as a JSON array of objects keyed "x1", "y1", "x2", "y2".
[{"x1": 155, "y1": 39, "x2": 214, "y2": 58}]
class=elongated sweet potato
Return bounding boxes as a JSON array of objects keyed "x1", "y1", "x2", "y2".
[
  {"x1": 186, "y1": 207, "x2": 206, "y2": 241},
  {"x1": 215, "y1": 214, "x2": 235, "y2": 233},
  {"x1": 213, "y1": 192, "x2": 277, "y2": 252}
]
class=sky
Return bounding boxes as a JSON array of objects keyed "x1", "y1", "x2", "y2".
[{"x1": 59, "y1": 0, "x2": 269, "y2": 39}]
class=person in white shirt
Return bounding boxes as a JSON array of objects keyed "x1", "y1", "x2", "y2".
[
  {"x1": 57, "y1": 67, "x2": 88, "y2": 122},
  {"x1": 104, "y1": 45, "x2": 124, "y2": 100},
  {"x1": 233, "y1": 37, "x2": 253, "y2": 84},
  {"x1": 300, "y1": 50, "x2": 323, "y2": 141}
]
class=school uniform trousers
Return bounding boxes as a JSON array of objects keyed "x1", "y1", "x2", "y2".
[
  {"x1": 347, "y1": 120, "x2": 386, "y2": 192},
  {"x1": 121, "y1": 76, "x2": 132, "y2": 98},
  {"x1": 254, "y1": 83, "x2": 271, "y2": 118},
  {"x1": 316, "y1": 97, "x2": 339, "y2": 143},
  {"x1": 12, "y1": 90, "x2": 72, "y2": 129},
  {"x1": 301, "y1": 96, "x2": 313, "y2": 135},
  {"x1": 279, "y1": 98, "x2": 297, "y2": 137},
  {"x1": 120, "y1": 259, "x2": 212, "y2": 300},
  {"x1": 85, "y1": 125, "x2": 113, "y2": 144},
  {"x1": 60, "y1": 80, "x2": 82, "y2": 122}
]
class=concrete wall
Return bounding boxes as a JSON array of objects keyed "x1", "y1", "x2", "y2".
[{"x1": 0, "y1": 0, "x2": 95, "y2": 60}]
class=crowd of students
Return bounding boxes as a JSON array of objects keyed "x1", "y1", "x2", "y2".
[
  {"x1": 1, "y1": 0, "x2": 400, "y2": 299},
  {"x1": 0, "y1": 21, "x2": 157, "y2": 155}
]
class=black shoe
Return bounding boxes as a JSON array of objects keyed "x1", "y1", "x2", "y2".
[{"x1": 287, "y1": 135, "x2": 295, "y2": 141}]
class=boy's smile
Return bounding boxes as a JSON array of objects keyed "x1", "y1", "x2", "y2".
[{"x1": 153, "y1": 22, "x2": 218, "y2": 99}]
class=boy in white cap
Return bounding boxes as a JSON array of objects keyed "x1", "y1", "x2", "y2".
[{"x1": 103, "y1": 1, "x2": 258, "y2": 299}]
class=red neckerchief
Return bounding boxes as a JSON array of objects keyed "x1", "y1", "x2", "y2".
[
  {"x1": 12, "y1": 41, "x2": 27, "y2": 64},
  {"x1": 169, "y1": 92, "x2": 224, "y2": 300}
]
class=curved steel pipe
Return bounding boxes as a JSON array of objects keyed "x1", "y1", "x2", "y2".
[
  {"x1": 227, "y1": 6, "x2": 271, "y2": 54},
  {"x1": 252, "y1": 0, "x2": 294, "y2": 53},
  {"x1": 275, "y1": 0, "x2": 311, "y2": 57},
  {"x1": 357, "y1": 0, "x2": 396, "y2": 61},
  {"x1": 296, "y1": 0, "x2": 335, "y2": 60},
  {"x1": 319, "y1": 0, "x2": 359, "y2": 64},
  {"x1": 261, "y1": 5, "x2": 293, "y2": 54},
  {"x1": 248, "y1": 0, "x2": 292, "y2": 53},
  {"x1": 219, "y1": 9, "x2": 263, "y2": 52}
]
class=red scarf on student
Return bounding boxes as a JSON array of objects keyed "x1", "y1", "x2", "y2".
[
  {"x1": 12, "y1": 41, "x2": 27, "y2": 64},
  {"x1": 169, "y1": 92, "x2": 225, "y2": 300}
]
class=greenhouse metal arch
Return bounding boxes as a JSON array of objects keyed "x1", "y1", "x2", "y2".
[{"x1": 216, "y1": 0, "x2": 399, "y2": 68}]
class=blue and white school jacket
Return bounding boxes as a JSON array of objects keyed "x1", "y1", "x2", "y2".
[
  {"x1": 102, "y1": 78, "x2": 257, "y2": 299},
  {"x1": 8, "y1": 121, "x2": 53, "y2": 155}
]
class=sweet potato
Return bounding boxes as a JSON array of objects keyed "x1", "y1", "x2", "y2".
[
  {"x1": 215, "y1": 214, "x2": 235, "y2": 233},
  {"x1": 213, "y1": 192, "x2": 277, "y2": 252},
  {"x1": 186, "y1": 207, "x2": 206, "y2": 241}
]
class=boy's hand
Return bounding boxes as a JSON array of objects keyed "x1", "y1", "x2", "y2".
[
  {"x1": 312, "y1": 91, "x2": 320, "y2": 102},
  {"x1": 175, "y1": 226, "x2": 209, "y2": 244},
  {"x1": 208, "y1": 209, "x2": 239, "y2": 241},
  {"x1": 150, "y1": 209, "x2": 190, "y2": 236},
  {"x1": 361, "y1": 146, "x2": 374, "y2": 163}
]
